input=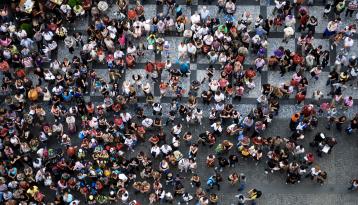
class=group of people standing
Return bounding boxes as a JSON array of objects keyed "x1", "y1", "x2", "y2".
[{"x1": 0, "y1": 0, "x2": 358, "y2": 205}]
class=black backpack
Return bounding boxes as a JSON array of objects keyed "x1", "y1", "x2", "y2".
[{"x1": 256, "y1": 190, "x2": 262, "y2": 198}]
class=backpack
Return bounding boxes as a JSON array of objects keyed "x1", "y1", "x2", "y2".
[{"x1": 256, "y1": 190, "x2": 262, "y2": 198}]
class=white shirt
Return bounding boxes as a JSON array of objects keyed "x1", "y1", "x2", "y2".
[
  {"x1": 52, "y1": 86, "x2": 63, "y2": 95},
  {"x1": 211, "y1": 122, "x2": 222, "y2": 132},
  {"x1": 209, "y1": 81, "x2": 219, "y2": 91},
  {"x1": 114, "y1": 50, "x2": 124, "y2": 59},
  {"x1": 172, "y1": 125, "x2": 182, "y2": 135},
  {"x1": 120, "y1": 112, "x2": 132, "y2": 122},
  {"x1": 284, "y1": 27, "x2": 294, "y2": 37},
  {"x1": 42, "y1": 31, "x2": 54, "y2": 41},
  {"x1": 275, "y1": 0, "x2": 286, "y2": 9},
  {"x1": 153, "y1": 104, "x2": 162, "y2": 112},
  {"x1": 200, "y1": 9, "x2": 209, "y2": 20},
  {"x1": 191, "y1": 14, "x2": 201, "y2": 24},
  {"x1": 178, "y1": 44, "x2": 188, "y2": 54},
  {"x1": 160, "y1": 144, "x2": 172, "y2": 154},
  {"x1": 214, "y1": 93, "x2": 225, "y2": 102},
  {"x1": 344, "y1": 37, "x2": 354, "y2": 47},
  {"x1": 142, "y1": 118, "x2": 153, "y2": 127},
  {"x1": 255, "y1": 58, "x2": 265, "y2": 68},
  {"x1": 187, "y1": 44, "x2": 197, "y2": 54},
  {"x1": 151, "y1": 146, "x2": 161, "y2": 156}
]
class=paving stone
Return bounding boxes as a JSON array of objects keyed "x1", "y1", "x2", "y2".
[
  {"x1": 3, "y1": 1, "x2": 358, "y2": 205},
  {"x1": 267, "y1": 38, "x2": 296, "y2": 57}
]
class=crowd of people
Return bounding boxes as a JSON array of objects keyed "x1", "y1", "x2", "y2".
[{"x1": 0, "y1": 0, "x2": 358, "y2": 204}]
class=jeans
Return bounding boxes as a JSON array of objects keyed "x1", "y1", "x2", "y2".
[{"x1": 348, "y1": 185, "x2": 358, "y2": 190}]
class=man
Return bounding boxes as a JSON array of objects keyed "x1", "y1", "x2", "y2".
[
  {"x1": 247, "y1": 189, "x2": 262, "y2": 205},
  {"x1": 273, "y1": 0, "x2": 286, "y2": 15},
  {"x1": 187, "y1": 42, "x2": 197, "y2": 61},
  {"x1": 312, "y1": 90, "x2": 324, "y2": 105},
  {"x1": 200, "y1": 6, "x2": 210, "y2": 22},
  {"x1": 225, "y1": 0, "x2": 236, "y2": 14},
  {"x1": 190, "y1": 11, "x2": 201, "y2": 25},
  {"x1": 206, "y1": 175, "x2": 220, "y2": 191},
  {"x1": 152, "y1": 103, "x2": 163, "y2": 115},
  {"x1": 171, "y1": 123, "x2": 183, "y2": 137},
  {"x1": 343, "y1": 36, "x2": 354, "y2": 53},
  {"x1": 283, "y1": 26, "x2": 294, "y2": 43},
  {"x1": 234, "y1": 194, "x2": 248, "y2": 205},
  {"x1": 348, "y1": 179, "x2": 358, "y2": 190}
]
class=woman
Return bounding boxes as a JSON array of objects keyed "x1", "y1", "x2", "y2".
[
  {"x1": 307, "y1": 16, "x2": 318, "y2": 34},
  {"x1": 66, "y1": 115, "x2": 76, "y2": 134},
  {"x1": 323, "y1": 20, "x2": 339, "y2": 37},
  {"x1": 228, "y1": 172, "x2": 239, "y2": 185},
  {"x1": 310, "y1": 66, "x2": 322, "y2": 81}
]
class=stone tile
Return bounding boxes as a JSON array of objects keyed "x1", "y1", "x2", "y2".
[
  {"x1": 244, "y1": 50, "x2": 259, "y2": 66},
  {"x1": 307, "y1": 6, "x2": 329, "y2": 33},
  {"x1": 17, "y1": 1, "x2": 358, "y2": 204},
  {"x1": 161, "y1": 70, "x2": 191, "y2": 97},
  {"x1": 56, "y1": 42, "x2": 78, "y2": 61},
  {"x1": 130, "y1": 37, "x2": 156, "y2": 63},
  {"x1": 234, "y1": 6, "x2": 261, "y2": 32},
  {"x1": 189, "y1": 63, "x2": 197, "y2": 70},
  {"x1": 195, "y1": 69, "x2": 221, "y2": 95},
  {"x1": 165, "y1": 36, "x2": 187, "y2": 62},
  {"x1": 139, "y1": 51, "x2": 156, "y2": 63},
  {"x1": 233, "y1": 104, "x2": 257, "y2": 117},
  {"x1": 268, "y1": 71, "x2": 294, "y2": 87},
  {"x1": 125, "y1": 69, "x2": 154, "y2": 96},
  {"x1": 91, "y1": 69, "x2": 111, "y2": 96},
  {"x1": 106, "y1": 4, "x2": 120, "y2": 20},
  {"x1": 310, "y1": 38, "x2": 330, "y2": 51},
  {"x1": 340, "y1": 12, "x2": 358, "y2": 29},
  {"x1": 246, "y1": 74, "x2": 262, "y2": 98},
  {"x1": 180, "y1": 5, "x2": 192, "y2": 19},
  {"x1": 71, "y1": 16, "x2": 89, "y2": 31},
  {"x1": 260, "y1": 0, "x2": 270, "y2": 6},
  {"x1": 197, "y1": 5, "x2": 219, "y2": 17},
  {"x1": 306, "y1": 72, "x2": 330, "y2": 100},
  {"x1": 143, "y1": 5, "x2": 157, "y2": 20},
  {"x1": 347, "y1": 41, "x2": 358, "y2": 58},
  {"x1": 267, "y1": 38, "x2": 296, "y2": 57}
]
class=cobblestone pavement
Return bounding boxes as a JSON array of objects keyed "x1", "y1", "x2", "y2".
[{"x1": 2, "y1": 0, "x2": 358, "y2": 205}]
